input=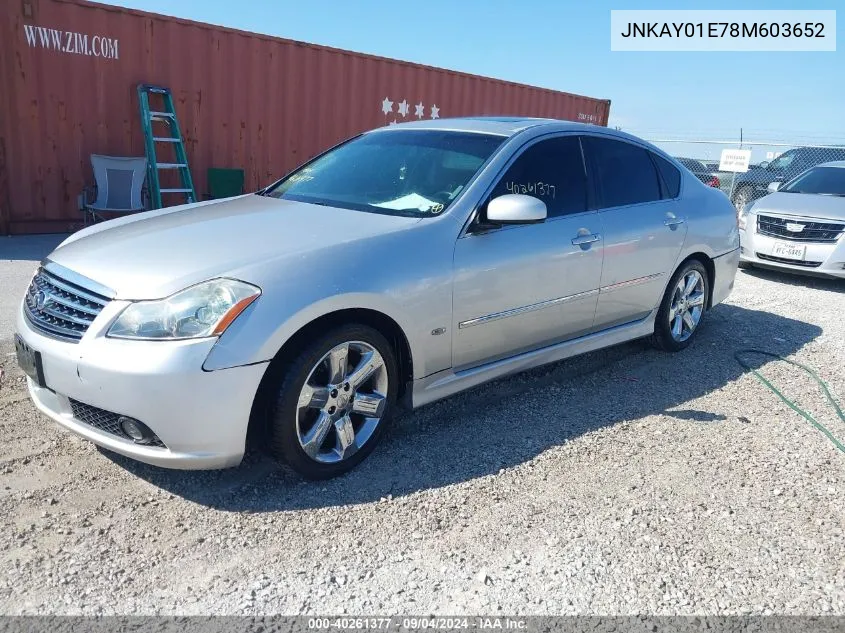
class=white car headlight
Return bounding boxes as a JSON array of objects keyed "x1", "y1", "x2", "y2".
[
  {"x1": 737, "y1": 202, "x2": 753, "y2": 230},
  {"x1": 108, "y1": 278, "x2": 261, "y2": 340}
]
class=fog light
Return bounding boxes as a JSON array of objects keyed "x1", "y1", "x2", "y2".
[{"x1": 118, "y1": 416, "x2": 151, "y2": 443}]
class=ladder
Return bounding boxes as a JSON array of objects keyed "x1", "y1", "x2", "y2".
[{"x1": 137, "y1": 84, "x2": 196, "y2": 209}]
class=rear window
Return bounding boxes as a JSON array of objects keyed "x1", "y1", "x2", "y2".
[
  {"x1": 584, "y1": 136, "x2": 662, "y2": 208},
  {"x1": 652, "y1": 153, "x2": 682, "y2": 198}
]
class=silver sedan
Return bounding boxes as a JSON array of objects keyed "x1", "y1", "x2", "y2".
[
  {"x1": 15, "y1": 118, "x2": 739, "y2": 478},
  {"x1": 739, "y1": 161, "x2": 845, "y2": 278}
]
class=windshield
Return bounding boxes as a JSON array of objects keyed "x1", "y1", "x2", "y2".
[
  {"x1": 766, "y1": 151, "x2": 797, "y2": 171},
  {"x1": 782, "y1": 166, "x2": 845, "y2": 196},
  {"x1": 263, "y1": 130, "x2": 505, "y2": 217}
]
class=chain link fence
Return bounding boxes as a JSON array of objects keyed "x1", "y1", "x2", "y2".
[{"x1": 643, "y1": 138, "x2": 845, "y2": 209}]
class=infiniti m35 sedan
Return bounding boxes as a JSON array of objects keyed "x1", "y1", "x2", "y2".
[{"x1": 16, "y1": 118, "x2": 739, "y2": 478}]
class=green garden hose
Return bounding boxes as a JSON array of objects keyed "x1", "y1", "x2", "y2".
[{"x1": 734, "y1": 349, "x2": 845, "y2": 455}]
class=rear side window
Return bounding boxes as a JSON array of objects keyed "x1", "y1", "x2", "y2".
[
  {"x1": 651, "y1": 153, "x2": 681, "y2": 198},
  {"x1": 489, "y1": 136, "x2": 587, "y2": 218},
  {"x1": 584, "y1": 136, "x2": 662, "y2": 208}
]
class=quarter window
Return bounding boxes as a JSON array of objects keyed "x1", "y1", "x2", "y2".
[
  {"x1": 584, "y1": 137, "x2": 662, "y2": 208},
  {"x1": 651, "y1": 152, "x2": 681, "y2": 198},
  {"x1": 488, "y1": 136, "x2": 587, "y2": 218}
]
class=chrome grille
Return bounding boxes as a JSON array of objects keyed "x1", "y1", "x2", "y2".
[
  {"x1": 757, "y1": 214, "x2": 845, "y2": 244},
  {"x1": 24, "y1": 269, "x2": 110, "y2": 341},
  {"x1": 68, "y1": 399, "x2": 166, "y2": 448}
]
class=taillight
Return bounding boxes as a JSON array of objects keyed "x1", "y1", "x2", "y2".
[{"x1": 707, "y1": 176, "x2": 721, "y2": 188}]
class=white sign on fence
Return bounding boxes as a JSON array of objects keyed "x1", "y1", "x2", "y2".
[{"x1": 719, "y1": 149, "x2": 752, "y2": 173}]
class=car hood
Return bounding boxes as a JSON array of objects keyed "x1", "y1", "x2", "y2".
[
  {"x1": 751, "y1": 192, "x2": 845, "y2": 222},
  {"x1": 48, "y1": 195, "x2": 421, "y2": 299}
]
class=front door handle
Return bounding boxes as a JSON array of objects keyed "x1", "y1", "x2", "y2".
[
  {"x1": 664, "y1": 216, "x2": 685, "y2": 228},
  {"x1": 571, "y1": 233, "x2": 601, "y2": 246}
]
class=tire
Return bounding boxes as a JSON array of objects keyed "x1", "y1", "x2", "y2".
[
  {"x1": 268, "y1": 324, "x2": 398, "y2": 479},
  {"x1": 732, "y1": 185, "x2": 754, "y2": 212},
  {"x1": 651, "y1": 259, "x2": 709, "y2": 353}
]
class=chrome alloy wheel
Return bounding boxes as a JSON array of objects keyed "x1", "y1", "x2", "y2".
[
  {"x1": 295, "y1": 341, "x2": 388, "y2": 464},
  {"x1": 668, "y1": 270, "x2": 705, "y2": 342}
]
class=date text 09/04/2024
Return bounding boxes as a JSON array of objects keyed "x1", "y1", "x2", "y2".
[{"x1": 307, "y1": 618, "x2": 528, "y2": 630}]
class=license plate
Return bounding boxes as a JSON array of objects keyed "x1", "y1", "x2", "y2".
[
  {"x1": 14, "y1": 334, "x2": 46, "y2": 388},
  {"x1": 771, "y1": 241, "x2": 806, "y2": 260}
]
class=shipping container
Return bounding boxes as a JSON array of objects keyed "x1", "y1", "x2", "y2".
[{"x1": 0, "y1": 0, "x2": 611, "y2": 235}]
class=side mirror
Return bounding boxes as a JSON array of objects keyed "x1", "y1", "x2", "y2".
[
  {"x1": 486, "y1": 194, "x2": 547, "y2": 225},
  {"x1": 758, "y1": 160, "x2": 770, "y2": 169},
  {"x1": 767, "y1": 181, "x2": 782, "y2": 193}
]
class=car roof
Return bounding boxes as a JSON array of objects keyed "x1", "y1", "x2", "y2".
[
  {"x1": 369, "y1": 116, "x2": 613, "y2": 138},
  {"x1": 816, "y1": 161, "x2": 845, "y2": 168}
]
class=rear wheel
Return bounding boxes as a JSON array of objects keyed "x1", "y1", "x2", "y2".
[
  {"x1": 268, "y1": 324, "x2": 398, "y2": 479},
  {"x1": 651, "y1": 260, "x2": 709, "y2": 352}
]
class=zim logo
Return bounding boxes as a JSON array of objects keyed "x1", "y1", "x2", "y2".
[{"x1": 785, "y1": 222, "x2": 806, "y2": 233}]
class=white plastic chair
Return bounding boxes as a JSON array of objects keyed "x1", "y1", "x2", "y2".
[{"x1": 78, "y1": 155, "x2": 148, "y2": 225}]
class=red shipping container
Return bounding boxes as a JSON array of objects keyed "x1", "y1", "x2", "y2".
[{"x1": 0, "y1": 0, "x2": 611, "y2": 235}]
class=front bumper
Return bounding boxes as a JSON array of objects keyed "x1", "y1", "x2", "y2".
[
  {"x1": 16, "y1": 304, "x2": 268, "y2": 470},
  {"x1": 739, "y1": 225, "x2": 845, "y2": 279}
]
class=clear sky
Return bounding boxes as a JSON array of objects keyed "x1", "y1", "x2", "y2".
[{"x1": 96, "y1": 0, "x2": 843, "y2": 159}]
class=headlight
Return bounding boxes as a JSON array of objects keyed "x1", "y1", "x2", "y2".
[
  {"x1": 737, "y1": 202, "x2": 753, "y2": 230},
  {"x1": 108, "y1": 278, "x2": 261, "y2": 340}
]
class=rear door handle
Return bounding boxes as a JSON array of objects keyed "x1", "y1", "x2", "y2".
[{"x1": 571, "y1": 233, "x2": 601, "y2": 246}]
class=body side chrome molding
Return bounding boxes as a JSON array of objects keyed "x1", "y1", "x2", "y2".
[
  {"x1": 598, "y1": 272, "x2": 664, "y2": 294},
  {"x1": 457, "y1": 273, "x2": 663, "y2": 330},
  {"x1": 458, "y1": 288, "x2": 599, "y2": 329}
]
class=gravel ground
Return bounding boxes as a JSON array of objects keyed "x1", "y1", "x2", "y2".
[{"x1": 1, "y1": 243, "x2": 844, "y2": 615}]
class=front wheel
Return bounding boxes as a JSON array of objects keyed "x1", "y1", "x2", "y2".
[
  {"x1": 651, "y1": 260, "x2": 709, "y2": 352},
  {"x1": 268, "y1": 324, "x2": 398, "y2": 479}
]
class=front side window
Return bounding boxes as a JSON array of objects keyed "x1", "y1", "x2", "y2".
[
  {"x1": 488, "y1": 136, "x2": 588, "y2": 218},
  {"x1": 782, "y1": 166, "x2": 845, "y2": 196},
  {"x1": 264, "y1": 130, "x2": 504, "y2": 217},
  {"x1": 584, "y1": 136, "x2": 662, "y2": 208}
]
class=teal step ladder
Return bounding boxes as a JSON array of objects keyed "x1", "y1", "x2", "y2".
[{"x1": 137, "y1": 84, "x2": 196, "y2": 209}]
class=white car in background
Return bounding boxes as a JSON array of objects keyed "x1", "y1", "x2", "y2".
[{"x1": 739, "y1": 162, "x2": 845, "y2": 278}]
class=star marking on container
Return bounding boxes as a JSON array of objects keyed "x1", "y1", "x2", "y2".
[
  {"x1": 398, "y1": 100, "x2": 409, "y2": 117},
  {"x1": 430, "y1": 104, "x2": 440, "y2": 119},
  {"x1": 381, "y1": 97, "x2": 393, "y2": 115},
  {"x1": 415, "y1": 102, "x2": 425, "y2": 119}
]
